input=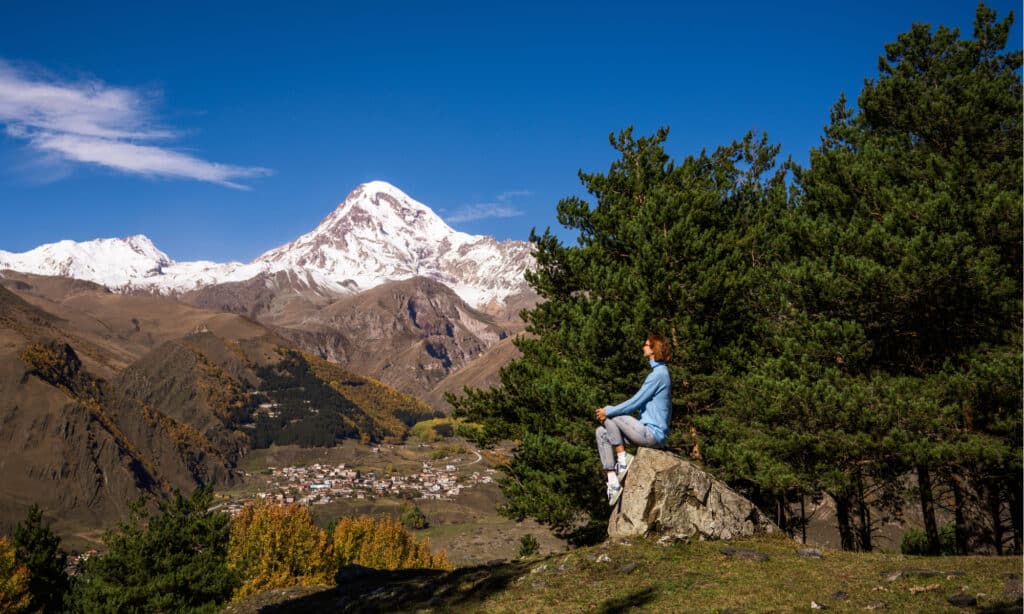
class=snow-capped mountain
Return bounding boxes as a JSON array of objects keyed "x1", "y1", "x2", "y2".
[{"x1": 0, "y1": 181, "x2": 535, "y2": 307}]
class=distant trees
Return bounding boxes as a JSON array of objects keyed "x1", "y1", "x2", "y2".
[
  {"x1": 400, "y1": 502, "x2": 429, "y2": 530},
  {"x1": 453, "y1": 4, "x2": 1021, "y2": 552},
  {"x1": 251, "y1": 349, "x2": 435, "y2": 448}
]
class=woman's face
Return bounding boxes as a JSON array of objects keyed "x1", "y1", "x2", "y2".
[{"x1": 642, "y1": 339, "x2": 654, "y2": 359}]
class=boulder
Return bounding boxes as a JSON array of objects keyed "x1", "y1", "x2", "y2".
[{"x1": 608, "y1": 448, "x2": 779, "y2": 540}]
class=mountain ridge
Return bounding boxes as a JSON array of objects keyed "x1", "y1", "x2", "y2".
[{"x1": 0, "y1": 181, "x2": 534, "y2": 310}]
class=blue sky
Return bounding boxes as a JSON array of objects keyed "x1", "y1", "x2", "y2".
[{"x1": 1, "y1": 1, "x2": 1019, "y2": 262}]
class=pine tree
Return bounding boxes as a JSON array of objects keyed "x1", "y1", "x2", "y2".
[
  {"x1": 451, "y1": 128, "x2": 793, "y2": 536},
  {"x1": 13, "y1": 505, "x2": 68, "y2": 613},
  {"x1": 718, "y1": 3, "x2": 1022, "y2": 551},
  {"x1": 68, "y1": 487, "x2": 236, "y2": 613}
]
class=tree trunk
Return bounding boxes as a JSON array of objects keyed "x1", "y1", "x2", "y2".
[
  {"x1": 917, "y1": 465, "x2": 941, "y2": 555},
  {"x1": 1009, "y1": 475, "x2": 1023, "y2": 555},
  {"x1": 987, "y1": 479, "x2": 1004, "y2": 555},
  {"x1": 950, "y1": 475, "x2": 968, "y2": 555},
  {"x1": 856, "y1": 474, "x2": 872, "y2": 551},
  {"x1": 776, "y1": 494, "x2": 787, "y2": 533},
  {"x1": 800, "y1": 494, "x2": 807, "y2": 545},
  {"x1": 835, "y1": 494, "x2": 855, "y2": 551}
]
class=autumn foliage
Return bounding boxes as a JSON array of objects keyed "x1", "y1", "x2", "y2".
[
  {"x1": 332, "y1": 515, "x2": 451, "y2": 571},
  {"x1": 0, "y1": 537, "x2": 32, "y2": 613},
  {"x1": 227, "y1": 499, "x2": 452, "y2": 599},
  {"x1": 227, "y1": 500, "x2": 334, "y2": 598}
]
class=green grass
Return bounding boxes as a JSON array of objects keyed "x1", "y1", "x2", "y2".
[
  {"x1": 246, "y1": 533, "x2": 1022, "y2": 613},
  {"x1": 469, "y1": 535, "x2": 1021, "y2": 613}
]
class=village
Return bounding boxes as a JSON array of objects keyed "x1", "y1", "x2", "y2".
[{"x1": 217, "y1": 448, "x2": 497, "y2": 514}]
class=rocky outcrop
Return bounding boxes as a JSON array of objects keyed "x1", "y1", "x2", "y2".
[
  {"x1": 609, "y1": 448, "x2": 779, "y2": 540},
  {"x1": 270, "y1": 277, "x2": 517, "y2": 404}
]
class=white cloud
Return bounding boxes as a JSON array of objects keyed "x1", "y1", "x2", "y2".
[
  {"x1": 496, "y1": 190, "x2": 532, "y2": 202},
  {"x1": 0, "y1": 60, "x2": 269, "y2": 188},
  {"x1": 31, "y1": 133, "x2": 270, "y2": 189},
  {"x1": 447, "y1": 202, "x2": 525, "y2": 223},
  {"x1": 447, "y1": 189, "x2": 531, "y2": 222}
]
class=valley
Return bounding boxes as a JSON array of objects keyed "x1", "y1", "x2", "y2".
[
  {"x1": 221, "y1": 441, "x2": 566, "y2": 568},
  {"x1": 0, "y1": 182, "x2": 540, "y2": 547}
]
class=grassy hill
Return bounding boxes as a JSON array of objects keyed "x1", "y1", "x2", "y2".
[{"x1": 224, "y1": 534, "x2": 1022, "y2": 612}]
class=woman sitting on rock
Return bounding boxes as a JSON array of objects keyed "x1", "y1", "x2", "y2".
[{"x1": 595, "y1": 334, "x2": 672, "y2": 506}]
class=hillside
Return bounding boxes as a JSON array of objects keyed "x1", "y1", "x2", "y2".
[
  {"x1": 222, "y1": 535, "x2": 1023, "y2": 613},
  {"x1": 0, "y1": 279, "x2": 441, "y2": 541}
]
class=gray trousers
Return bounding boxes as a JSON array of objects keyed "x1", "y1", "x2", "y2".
[{"x1": 596, "y1": 415, "x2": 660, "y2": 471}]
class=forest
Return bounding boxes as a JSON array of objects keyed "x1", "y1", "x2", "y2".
[{"x1": 452, "y1": 5, "x2": 1022, "y2": 555}]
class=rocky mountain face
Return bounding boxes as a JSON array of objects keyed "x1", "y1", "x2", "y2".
[
  {"x1": 175, "y1": 272, "x2": 528, "y2": 404},
  {"x1": 267, "y1": 276, "x2": 516, "y2": 398},
  {"x1": 0, "y1": 283, "x2": 235, "y2": 537},
  {"x1": 0, "y1": 181, "x2": 535, "y2": 311}
]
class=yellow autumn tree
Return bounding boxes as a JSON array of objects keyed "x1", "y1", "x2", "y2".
[
  {"x1": 332, "y1": 515, "x2": 451, "y2": 571},
  {"x1": 0, "y1": 537, "x2": 31, "y2": 613},
  {"x1": 227, "y1": 501, "x2": 334, "y2": 599}
]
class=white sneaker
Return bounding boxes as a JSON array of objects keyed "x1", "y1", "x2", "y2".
[
  {"x1": 607, "y1": 484, "x2": 623, "y2": 506},
  {"x1": 615, "y1": 452, "x2": 635, "y2": 482}
]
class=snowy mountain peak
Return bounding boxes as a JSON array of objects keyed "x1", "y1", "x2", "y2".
[
  {"x1": 314, "y1": 181, "x2": 458, "y2": 243},
  {"x1": 0, "y1": 234, "x2": 173, "y2": 288},
  {"x1": 0, "y1": 182, "x2": 534, "y2": 308},
  {"x1": 255, "y1": 181, "x2": 533, "y2": 305}
]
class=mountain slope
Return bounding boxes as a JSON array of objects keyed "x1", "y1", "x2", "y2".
[
  {"x1": 0, "y1": 279, "x2": 440, "y2": 539},
  {"x1": 268, "y1": 276, "x2": 518, "y2": 402}
]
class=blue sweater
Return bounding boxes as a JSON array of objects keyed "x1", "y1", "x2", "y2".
[{"x1": 604, "y1": 360, "x2": 672, "y2": 444}]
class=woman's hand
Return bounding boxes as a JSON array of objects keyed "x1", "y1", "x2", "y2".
[{"x1": 595, "y1": 407, "x2": 607, "y2": 422}]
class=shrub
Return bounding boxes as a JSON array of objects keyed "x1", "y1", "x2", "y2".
[
  {"x1": 517, "y1": 534, "x2": 540, "y2": 559},
  {"x1": 400, "y1": 503, "x2": 428, "y2": 530},
  {"x1": 900, "y1": 523, "x2": 957, "y2": 556}
]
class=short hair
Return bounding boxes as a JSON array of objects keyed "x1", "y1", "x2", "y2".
[{"x1": 647, "y1": 334, "x2": 671, "y2": 362}]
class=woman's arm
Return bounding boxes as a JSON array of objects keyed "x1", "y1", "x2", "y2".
[{"x1": 604, "y1": 370, "x2": 658, "y2": 418}]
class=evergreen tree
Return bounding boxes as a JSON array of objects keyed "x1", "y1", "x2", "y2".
[
  {"x1": 713, "y1": 3, "x2": 1022, "y2": 551},
  {"x1": 452, "y1": 128, "x2": 793, "y2": 535},
  {"x1": 13, "y1": 505, "x2": 68, "y2": 613},
  {"x1": 68, "y1": 487, "x2": 236, "y2": 613}
]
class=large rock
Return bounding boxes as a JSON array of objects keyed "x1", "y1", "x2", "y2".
[{"x1": 609, "y1": 448, "x2": 779, "y2": 540}]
